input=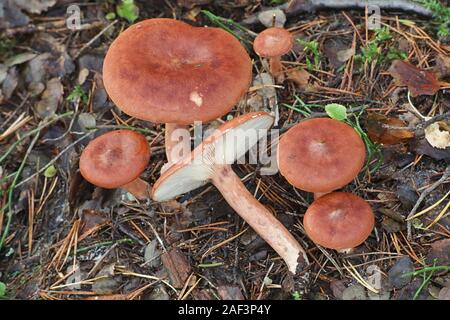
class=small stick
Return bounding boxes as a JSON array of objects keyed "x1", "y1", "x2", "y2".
[
  {"x1": 406, "y1": 167, "x2": 450, "y2": 240},
  {"x1": 73, "y1": 20, "x2": 118, "y2": 59},
  {"x1": 242, "y1": 0, "x2": 433, "y2": 25}
]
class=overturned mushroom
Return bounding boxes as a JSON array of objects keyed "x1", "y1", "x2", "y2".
[
  {"x1": 303, "y1": 192, "x2": 375, "y2": 251},
  {"x1": 80, "y1": 130, "x2": 151, "y2": 200},
  {"x1": 152, "y1": 112, "x2": 309, "y2": 274},
  {"x1": 278, "y1": 118, "x2": 366, "y2": 198},
  {"x1": 103, "y1": 18, "x2": 252, "y2": 168}
]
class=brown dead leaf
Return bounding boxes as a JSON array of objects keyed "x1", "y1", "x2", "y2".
[
  {"x1": 35, "y1": 78, "x2": 63, "y2": 118},
  {"x1": 286, "y1": 68, "x2": 311, "y2": 91},
  {"x1": 411, "y1": 137, "x2": 450, "y2": 162},
  {"x1": 427, "y1": 239, "x2": 450, "y2": 266},
  {"x1": 433, "y1": 54, "x2": 450, "y2": 80},
  {"x1": 13, "y1": 0, "x2": 56, "y2": 14},
  {"x1": 80, "y1": 209, "x2": 109, "y2": 235},
  {"x1": 217, "y1": 285, "x2": 245, "y2": 300},
  {"x1": 323, "y1": 38, "x2": 354, "y2": 68},
  {"x1": 388, "y1": 60, "x2": 440, "y2": 97},
  {"x1": 161, "y1": 248, "x2": 192, "y2": 288},
  {"x1": 366, "y1": 113, "x2": 415, "y2": 145}
]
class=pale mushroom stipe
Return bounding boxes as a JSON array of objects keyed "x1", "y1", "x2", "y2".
[{"x1": 152, "y1": 112, "x2": 309, "y2": 274}]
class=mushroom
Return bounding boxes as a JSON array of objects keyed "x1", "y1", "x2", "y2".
[
  {"x1": 103, "y1": 18, "x2": 252, "y2": 168},
  {"x1": 303, "y1": 192, "x2": 375, "y2": 251},
  {"x1": 253, "y1": 27, "x2": 293, "y2": 80},
  {"x1": 152, "y1": 112, "x2": 309, "y2": 274},
  {"x1": 277, "y1": 118, "x2": 366, "y2": 199},
  {"x1": 80, "y1": 130, "x2": 151, "y2": 200}
]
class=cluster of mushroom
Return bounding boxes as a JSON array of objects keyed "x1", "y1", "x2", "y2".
[
  {"x1": 78, "y1": 18, "x2": 374, "y2": 275},
  {"x1": 277, "y1": 118, "x2": 375, "y2": 251}
]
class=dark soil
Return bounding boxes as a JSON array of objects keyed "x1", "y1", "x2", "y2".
[{"x1": 0, "y1": 0, "x2": 449, "y2": 300}]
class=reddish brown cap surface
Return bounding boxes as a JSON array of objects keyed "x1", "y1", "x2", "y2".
[
  {"x1": 278, "y1": 118, "x2": 366, "y2": 193},
  {"x1": 303, "y1": 192, "x2": 374, "y2": 250},
  {"x1": 253, "y1": 27, "x2": 293, "y2": 58},
  {"x1": 80, "y1": 130, "x2": 150, "y2": 189},
  {"x1": 103, "y1": 18, "x2": 252, "y2": 125}
]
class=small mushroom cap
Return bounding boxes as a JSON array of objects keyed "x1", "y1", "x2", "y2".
[
  {"x1": 80, "y1": 130, "x2": 150, "y2": 189},
  {"x1": 303, "y1": 192, "x2": 374, "y2": 250},
  {"x1": 253, "y1": 27, "x2": 293, "y2": 58},
  {"x1": 103, "y1": 18, "x2": 252, "y2": 125},
  {"x1": 152, "y1": 112, "x2": 274, "y2": 201},
  {"x1": 278, "y1": 118, "x2": 366, "y2": 193}
]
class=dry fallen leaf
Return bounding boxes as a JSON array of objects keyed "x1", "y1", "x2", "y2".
[
  {"x1": 323, "y1": 38, "x2": 354, "y2": 68},
  {"x1": 366, "y1": 113, "x2": 415, "y2": 145},
  {"x1": 35, "y1": 78, "x2": 63, "y2": 118},
  {"x1": 80, "y1": 209, "x2": 109, "y2": 235},
  {"x1": 411, "y1": 137, "x2": 450, "y2": 162},
  {"x1": 1, "y1": 67, "x2": 19, "y2": 102},
  {"x1": 427, "y1": 239, "x2": 450, "y2": 266},
  {"x1": 433, "y1": 54, "x2": 450, "y2": 80},
  {"x1": 5, "y1": 52, "x2": 37, "y2": 67},
  {"x1": 161, "y1": 248, "x2": 192, "y2": 288},
  {"x1": 217, "y1": 285, "x2": 245, "y2": 300},
  {"x1": 258, "y1": 9, "x2": 286, "y2": 28},
  {"x1": 424, "y1": 122, "x2": 450, "y2": 149},
  {"x1": 286, "y1": 68, "x2": 311, "y2": 90},
  {"x1": 0, "y1": 0, "x2": 30, "y2": 29},
  {"x1": 13, "y1": 0, "x2": 56, "y2": 14},
  {"x1": 388, "y1": 60, "x2": 440, "y2": 97}
]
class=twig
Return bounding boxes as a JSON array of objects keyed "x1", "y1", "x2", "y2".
[
  {"x1": 407, "y1": 167, "x2": 450, "y2": 240},
  {"x1": 0, "y1": 112, "x2": 74, "y2": 165},
  {"x1": 73, "y1": 20, "x2": 118, "y2": 59},
  {"x1": 15, "y1": 132, "x2": 94, "y2": 188},
  {"x1": 287, "y1": 0, "x2": 433, "y2": 17},
  {"x1": 0, "y1": 132, "x2": 40, "y2": 250},
  {"x1": 243, "y1": 0, "x2": 433, "y2": 25},
  {"x1": 3, "y1": 20, "x2": 104, "y2": 37}
]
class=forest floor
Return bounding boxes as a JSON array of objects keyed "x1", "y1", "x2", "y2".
[{"x1": 0, "y1": 0, "x2": 449, "y2": 300}]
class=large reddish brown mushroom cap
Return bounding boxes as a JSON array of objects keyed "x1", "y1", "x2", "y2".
[
  {"x1": 253, "y1": 27, "x2": 293, "y2": 58},
  {"x1": 103, "y1": 18, "x2": 252, "y2": 124},
  {"x1": 278, "y1": 118, "x2": 366, "y2": 193},
  {"x1": 80, "y1": 130, "x2": 150, "y2": 189},
  {"x1": 303, "y1": 192, "x2": 375, "y2": 250}
]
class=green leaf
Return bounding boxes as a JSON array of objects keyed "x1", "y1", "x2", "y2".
[
  {"x1": 292, "y1": 291, "x2": 302, "y2": 300},
  {"x1": 0, "y1": 282, "x2": 6, "y2": 297},
  {"x1": 116, "y1": 0, "x2": 139, "y2": 24},
  {"x1": 325, "y1": 103, "x2": 347, "y2": 121},
  {"x1": 66, "y1": 85, "x2": 88, "y2": 104},
  {"x1": 105, "y1": 12, "x2": 116, "y2": 21},
  {"x1": 412, "y1": 218, "x2": 423, "y2": 229},
  {"x1": 44, "y1": 165, "x2": 57, "y2": 178}
]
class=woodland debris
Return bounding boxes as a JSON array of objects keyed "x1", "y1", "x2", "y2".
[
  {"x1": 388, "y1": 60, "x2": 440, "y2": 97},
  {"x1": 161, "y1": 248, "x2": 192, "y2": 289},
  {"x1": 243, "y1": 0, "x2": 433, "y2": 25},
  {"x1": 366, "y1": 113, "x2": 414, "y2": 145},
  {"x1": 424, "y1": 122, "x2": 450, "y2": 149}
]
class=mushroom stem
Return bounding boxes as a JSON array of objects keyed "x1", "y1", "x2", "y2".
[
  {"x1": 314, "y1": 192, "x2": 330, "y2": 199},
  {"x1": 165, "y1": 123, "x2": 191, "y2": 165},
  {"x1": 269, "y1": 56, "x2": 283, "y2": 77},
  {"x1": 122, "y1": 178, "x2": 151, "y2": 200},
  {"x1": 211, "y1": 164, "x2": 309, "y2": 274}
]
